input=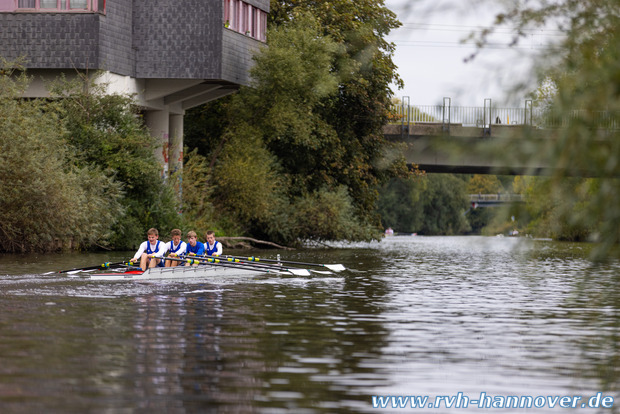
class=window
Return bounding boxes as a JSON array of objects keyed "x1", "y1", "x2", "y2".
[
  {"x1": 40, "y1": 0, "x2": 59, "y2": 8},
  {"x1": 70, "y1": 0, "x2": 88, "y2": 9},
  {"x1": 15, "y1": 0, "x2": 105, "y2": 12},
  {"x1": 223, "y1": 0, "x2": 266, "y2": 42}
]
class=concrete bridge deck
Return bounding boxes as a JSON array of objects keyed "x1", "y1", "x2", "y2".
[
  {"x1": 384, "y1": 100, "x2": 618, "y2": 176},
  {"x1": 383, "y1": 123, "x2": 557, "y2": 175}
]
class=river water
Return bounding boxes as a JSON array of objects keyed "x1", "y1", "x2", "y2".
[{"x1": 0, "y1": 236, "x2": 618, "y2": 413}]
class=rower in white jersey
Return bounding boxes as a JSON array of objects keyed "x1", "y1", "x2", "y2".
[
  {"x1": 205, "y1": 230, "x2": 223, "y2": 256},
  {"x1": 164, "y1": 228, "x2": 187, "y2": 267},
  {"x1": 131, "y1": 228, "x2": 164, "y2": 270}
]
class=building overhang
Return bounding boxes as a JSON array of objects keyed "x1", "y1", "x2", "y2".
[{"x1": 19, "y1": 70, "x2": 240, "y2": 115}]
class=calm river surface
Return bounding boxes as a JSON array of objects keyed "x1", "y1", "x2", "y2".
[{"x1": 0, "y1": 236, "x2": 619, "y2": 413}]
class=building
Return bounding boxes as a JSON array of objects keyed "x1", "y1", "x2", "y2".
[{"x1": 0, "y1": 0, "x2": 268, "y2": 177}]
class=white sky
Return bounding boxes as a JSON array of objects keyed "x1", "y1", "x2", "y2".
[{"x1": 384, "y1": 0, "x2": 560, "y2": 107}]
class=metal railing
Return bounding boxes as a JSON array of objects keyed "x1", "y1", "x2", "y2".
[
  {"x1": 469, "y1": 194, "x2": 525, "y2": 202},
  {"x1": 391, "y1": 98, "x2": 620, "y2": 130}
]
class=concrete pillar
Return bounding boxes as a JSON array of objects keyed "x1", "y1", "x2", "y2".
[
  {"x1": 144, "y1": 109, "x2": 170, "y2": 179},
  {"x1": 169, "y1": 114, "x2": 183, "y2": 176},
  {"x1": 169, "y1": 114, "x2": 184, "y2": 201}
]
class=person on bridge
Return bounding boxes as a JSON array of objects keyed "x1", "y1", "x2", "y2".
[{"x1": 205, "y1": 230, "x2": 223, "y2": 256}]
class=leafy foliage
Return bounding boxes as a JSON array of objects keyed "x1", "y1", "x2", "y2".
[
  {"x1": 466, "y1": 175, "x2": 504, "y2": 194},
  {"x1": 378, "y1": 174, "x2": 470, "y2": 235},
  {"x1": 475, "y1": 0, "x2": 620, "y2": 258},
  {"x1": 48, "y1": 74, "x2": 181, "y2": 249},
  {"x1": 291, "y1": 186, "x2": 379, "y2": 241},
  {"x1": 377, "y1": 176, "x2": 424, "y2": 233},
  {"x1": 184, "y1": 9, "x2": 405, "y2": 244},
  {"x1": 0, "y1": 62, "x2": 123, "y2": 252},
  {"x1": 0, "y1": 62, "x2": 180, "y2": 252}
]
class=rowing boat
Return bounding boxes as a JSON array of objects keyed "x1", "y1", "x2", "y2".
[
  {"x1": 86, "y1": 264, "x2": 275, "y2": 281},
  {"x1": 54, "y1": 255, "x2": 346, "y2": 280}
]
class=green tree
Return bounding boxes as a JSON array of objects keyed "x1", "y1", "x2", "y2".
[
  {"x1": 193, "y1": 12, "x2": 405, "y2": 244},
  {"x1": 183, "y1": 2, "x2": 407, "y2": 244},
  {"x1": 0, "y1": 61, "x2": 123, "y2": 252},
  {"x1": 377, "y1": 176, "x2": 424, "y2": 233},
  {"x1": 377, "y1": 174, "x2": 470, "y2": 235},
  {"x1": 49, "y1": 73, "x2": 180, "y2": 249},
  {"x1": 466, "y1": 174, "x2": 504, "y2": 194},
  {"x1": 269, "y1": 0, "x2": 405, "y2": 224},
  {"x1": 413, "y1": 174, "x2": 470, "y2": 235},
  {"x1": 475, "y1": 0, "x2": 620, "y2": 258}
]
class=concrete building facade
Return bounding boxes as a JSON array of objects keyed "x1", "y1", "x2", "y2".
[{"x1": 0, "y1": 0, "x2": 268, "y2": 177}]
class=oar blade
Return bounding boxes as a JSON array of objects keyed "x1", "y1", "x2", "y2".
[
  {"x1": 309, "y1": 269, "x2": 333, "y2": 275},
  {"x1": 324, "y1": 264, "x2": 346, "y2": 272},
  {"x1": 284, "y1": 268, "x2": 312, "y2": 276},
  {"x1": 67, "y1": 269, "x2": 96, "y2": 275}
]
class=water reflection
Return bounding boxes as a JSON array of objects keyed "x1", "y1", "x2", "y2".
[{"x1": 0, "y1": 237, "x2": 618, "y2": 412}]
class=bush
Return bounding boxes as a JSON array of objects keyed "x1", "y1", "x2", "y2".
[{"x1": 0, "y1": 64, "x2": 123, "y2": 252}]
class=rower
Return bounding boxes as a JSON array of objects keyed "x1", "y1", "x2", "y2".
[
  {"x1": 185, "y1": 230, "x2": 205, "y2": 266},
  {"x1": 164, "y1": 228, "x2": 187, "y2": 267},
  {"x1": 205, "y1": 230, "x2": 223, "y2": 257},
  {"x1": 132, "y1": 228, "x2": 164, "y2": 270}
]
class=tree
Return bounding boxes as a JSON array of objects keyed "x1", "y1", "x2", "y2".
[
  {"x1": 269, "y1": 0, "x2": 405, "y2": 223},
  {"x1": 377, "y1": 174, "x2": 470, "y2": 235},
  {"x1": 181, "y1": 1, "x2": 407, "y2": 243},
  {"x1": 474, "y1": 0, "x2": 620, "y2": 258},
  {"x1": 377, "y1": 176, "x2": 424, "y2": 233},
  {"x1": 192, "y1": 10, "x2": 406, "y2": 244},
  {"x1": 0, "y1": 61, "x2": 123, "y2": 252},
  {"x1": 413, "y1": 174, "x2": 470, "y2": 235},
  {"x1": 49, "y1": 73, "x2": 181, "y2": 249},
  {"x1": 466, "y1": 175, "x2": 504, "y2": 195}
]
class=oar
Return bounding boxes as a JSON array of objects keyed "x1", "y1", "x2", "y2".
[
  {"x1": 184, "y1": 255, "x2": 315, "y2": 276},
  {"x1": 220, "y1": 256, "x2": 321, "y2": 275},
  {"x1": 46, "y1": 260, "x2": 131, "y2": 275},
  {"x1": 221, "y1": 255, "x2": 346, "y2": 272},
  {"x1": 166, "y1": 256, "x2": 311, "y2": 276},
  {"x1": 165, "y1": 256, "x2": 285, "y2": 275},
  {"x1": 194, "y1": 256, "x2": 312, "y2": 276},
  {"x1": 218, "y1": 255, "x2": 333, "y2": 275}
]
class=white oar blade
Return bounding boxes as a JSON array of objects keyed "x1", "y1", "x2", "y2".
[
  {"x1": 67, "y1": 269, "x2": 96, "y2": 275},
  {"x1": 285, "y1": 268, "x2": 312, "y2": 276},
  {"x1": 324, "y1": 264, "x2": 346, "y2": 272},
  {"x1": 309, "y1": 269, "x2": 333, "y2": 275}
]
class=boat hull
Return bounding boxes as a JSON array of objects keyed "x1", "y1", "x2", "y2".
[{"x1": 89, "y1": 264, "x2": 270, "y2": 280}]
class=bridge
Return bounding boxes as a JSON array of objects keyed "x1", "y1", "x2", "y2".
[
  {"x1": 469, "y1": 194, "x2": 525, "y2": 208},
  {"x1": 384, "y1": 98, "x2": 619, "y2": 176}
]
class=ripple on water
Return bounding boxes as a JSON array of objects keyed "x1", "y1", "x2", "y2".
[{"x1": 0, "y1": 237, "x2": 618, "y2": 412}]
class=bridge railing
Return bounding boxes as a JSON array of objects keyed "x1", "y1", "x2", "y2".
[
  {"x1": 392, "y1": 105, "x2": 533, "y2": 126},
  {"x1": 391, "y1": 102, "x2": 620, "y2": 130},
  {"x1": 469, "y1": 194, "x2": 525, "y2": 202}
]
